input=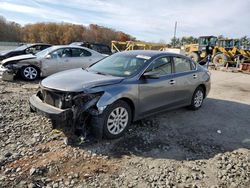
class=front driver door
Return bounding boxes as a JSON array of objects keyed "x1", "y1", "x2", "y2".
[{"x1": 139, "y1": 56, "x2": 177, "y2": 115}]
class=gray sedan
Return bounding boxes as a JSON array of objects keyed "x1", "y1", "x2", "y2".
[{"x1": 30, "y1": 50, "x2": 211, "y2": 139}]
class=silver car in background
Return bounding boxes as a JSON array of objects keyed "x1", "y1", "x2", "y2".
[{"x1": 0, "y1": 45, "x2": 105, "y2": 80}]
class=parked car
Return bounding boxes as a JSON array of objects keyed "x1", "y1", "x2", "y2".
[
  {"x1": 0, "y1": 43, "x2": 52, "y2": 61},
  {"x1": 0, "y1": 45, "x2": 105, "y2": 80},
  {"x1": 30, "y1": 50, "x2": 211, "y2": 139},
  {"x1": 70, "y1": 42, "x2": 112, "y2": 55}
]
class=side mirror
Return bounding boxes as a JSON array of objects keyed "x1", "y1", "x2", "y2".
[
  {"x1": 143, "y1": 72, "x2": 160, "y2": 79},
  {"x1": 45, "y1": 54, "x2": 51, "y2": 59}
]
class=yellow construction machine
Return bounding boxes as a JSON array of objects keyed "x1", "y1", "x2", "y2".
[
  {"x1": 184, "y1": 36, "x2": 250, "y2": 67},
  {"x1": 213, "y1": 39, "x2": 250, "y2": 66},
  {"x1": 184, "y1": 36, "x2": 217, "y2": 64},
  {"x1": 111, "y1": 41, "x2": 167, "y2": 52}
]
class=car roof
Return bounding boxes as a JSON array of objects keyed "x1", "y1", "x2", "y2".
[
  {"x1": 48, "y1": 45, "x2": 101, "y2": 54},
  {"x1": 25, "y1": 43, "x2": 52, "y2": 46},
  {"x1": 49, "y1": 45, "x2": 89, "y2": 49},
  {"x1": 117, "y1": 50, "x2": 183, "y2": 58}
]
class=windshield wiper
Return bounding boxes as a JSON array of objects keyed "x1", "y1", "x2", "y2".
[
  {"x1": 95, "y1": 71, "x2": 109, "y2": 76},
  {"x1": 84, "y1": 68, "x2": 113, "y2": 76}
]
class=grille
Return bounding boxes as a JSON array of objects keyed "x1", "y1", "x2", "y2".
[{"x1": 41, "y1": 89, "x2": 64, "y2": 108}]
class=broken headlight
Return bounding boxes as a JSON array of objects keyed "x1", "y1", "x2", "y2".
[
  {"x1": 64, "y1": 94, "x2": 73, "y2": 102},
  {"x1": 5, "y1": 64, "x2": 19, "y2": 70}
]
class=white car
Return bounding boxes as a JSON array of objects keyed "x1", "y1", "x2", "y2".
[{"x1": 0, "y1": 45, "x2": 105, "y2": 80}]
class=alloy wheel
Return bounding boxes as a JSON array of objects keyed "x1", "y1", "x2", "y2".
[
  {"x1": 107, "y1": 107, "x2": 129, "y2": 135},
  {"x1": 194, "y1": 90, "x2": 204, "y2": 108},
  {"x1": 23, "y1": 67, "x2": 38, "y2": 80}
]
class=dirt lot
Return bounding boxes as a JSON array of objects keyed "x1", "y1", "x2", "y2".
[{"x1": 0, "y1": 70, "x2": 250, "y2": 188}]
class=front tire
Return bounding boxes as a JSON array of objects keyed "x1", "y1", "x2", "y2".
[
  {"x1": 189, "y1": 86, "x2": 204, "y2": 110},
  {"x1": 20, "y1": 66, "x2": 39, "y2": 80},
  {"x1": 92, "y1": 100, "x2": 132, "y2": 139}
]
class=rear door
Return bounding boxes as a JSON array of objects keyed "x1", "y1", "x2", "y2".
[
  {"x1": 139, "y1": 56, "x2": 177, "y2": 115},
  {"x1": 172, "y1": 56, "x2": 199, "y2": 105},
  {"x1": 69, "y1": 48, "x2": 95, "y2": 69}
]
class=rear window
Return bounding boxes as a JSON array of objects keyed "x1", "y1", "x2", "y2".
[
  {"x1": 71, "y1": 48, "x2": 91, "y2": 57},
  {"x1": 91, "y1": 44, "x2": 110, "y2": 53},
  {"x1": 173, "y1": 57, "x2": 193, "y2": 73}
]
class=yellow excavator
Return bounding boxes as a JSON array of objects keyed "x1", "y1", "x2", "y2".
[
  {"x1": 184, "y1": 36, "x2": 250, "y2": 67},
  {"x1": 213, "y1": 39, "x2": 250, "y2": 66}
]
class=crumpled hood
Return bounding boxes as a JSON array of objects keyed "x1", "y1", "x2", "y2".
[
  {"x1": 41, "y1": 68, "x2": 123, "y2": 92},
  {"x1": 1, "y1": 54, "x2": 36, "y2": 65}
]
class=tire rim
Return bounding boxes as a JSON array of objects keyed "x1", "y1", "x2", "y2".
[
  {"x1": 217, "y1": 57, "x2": 223, "y2": 65},
  {"x1": 107, "y1": 107, "x2": 129, "y2": 135},
  {"x1": 23, "y1": 67, "x2": 37, "y2": 79},
  {"x1": 194, "y1": 90, "x2": 204, "y2": 108}
]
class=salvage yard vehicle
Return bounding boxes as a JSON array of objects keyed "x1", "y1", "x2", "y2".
[
  {"x1": 70, "y1": 42, "x2": 112, "y2": 55},
  {"x1": 0, "y1": 43, "x2": 52, "y2": 61},
  {"x1": 0, "y1": 45, "x2": 105, "y2": 80},
  {"x1": 184, "y1": 36, "x2": 250, "y2": 66},
  {"x1": 29, "y1": 51, "x2": 211, "y2": 139}
]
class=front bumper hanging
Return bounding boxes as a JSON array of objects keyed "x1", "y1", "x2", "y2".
[{"x1": 29, "y1": 94, "x2": 72, "y2": 121}]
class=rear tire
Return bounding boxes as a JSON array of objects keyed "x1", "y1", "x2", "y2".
[
  {"x1": 20, "y1": 66, "x2": 39, "y2": 81},
  {"x1": 91, "y1": 100, "x2": 132, "y2": 139},
  {"x1": 189, "y1": 86, "x2": 204, "y2": 110},
  {"x1": 213, "y1": 53, "x2": 228, "y2": 67}
]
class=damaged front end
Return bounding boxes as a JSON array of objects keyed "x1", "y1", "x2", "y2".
[
  {"x1": 0, "y1": 64, "x2": 17, "y2": 81},
  {"x1": 30, "y1": 86, "x2": 105, "y2": 138}
]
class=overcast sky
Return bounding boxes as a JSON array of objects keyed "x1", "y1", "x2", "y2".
[{"x1": 0, "y1": 0, "x2": 249, "y2": 42}]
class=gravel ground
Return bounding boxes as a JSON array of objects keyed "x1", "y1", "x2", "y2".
[{"x1": 0, "y1": 70, "x2": 250, "y2": 188}]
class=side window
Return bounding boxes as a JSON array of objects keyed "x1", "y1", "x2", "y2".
[
  {"x1": 146, "y1": 57, "x2": 172, "y2": 76},
  {"x1": 33, "y1": 45, "x2": 43, "y2": 53},
  {"x1": 35, "y1": 45, "x2": 42, "y2": 50},
  {"x1": 83, "y1": 49, "x2": 91, "y2": 56},
  {"x1": 173, "y1": 57, "x2": 192, "y2": 73},
  {"x1": 50, "y1": 48, "x2": 72, "y2": 59},
  {"x1": 26, "y1": 46, "x2": 36, "y2": 54},
  {"x1": 191, "y1": 61, "x2": 197, "y2": 70},
  {"x1": 71, "y1": 48, "x2": 91, "y2": 57},
  {"x1": 41, "y1": 45, "x2": 50, "y2": 50}
]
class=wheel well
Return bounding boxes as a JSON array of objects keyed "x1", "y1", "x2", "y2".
[
  {"x1": 19, "y1": 65, "x2": 40, "y2": 75},
  {"x1": 198, "y1": 84, "x2": 206, "y2": 96},
  {"x1": 23, "y1": 65, "x2": 40, "y2": 72},
  {"x1": 119, "y1": 97, "x2": 135, "y2": 121}
]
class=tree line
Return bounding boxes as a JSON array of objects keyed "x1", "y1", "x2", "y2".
[
  {"x1": 0, "y1": 16, "x2": 135, "y2": 45},
  {"x1": 1, "y1": 15, "x2": 249, "y2": 47}
]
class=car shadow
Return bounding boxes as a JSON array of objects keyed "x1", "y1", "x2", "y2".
[{"x1": 67, "y1": 98, "x2": 250, "y2": 161}]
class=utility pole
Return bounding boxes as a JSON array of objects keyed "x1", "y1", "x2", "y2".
[{"x1": 173, "y1": 21, "x2": 177, "y2": 47}]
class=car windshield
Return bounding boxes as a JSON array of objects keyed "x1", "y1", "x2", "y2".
[
  {"x1": 14, "y1": 44, "x2": 32, "y2": 51},
  {"x1": 88, "y1": 53, "x2": 150, "y2": 77}
]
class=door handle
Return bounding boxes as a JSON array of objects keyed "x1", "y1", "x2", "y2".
[
  {"x1": 193, "y1": 74, "x2": 197, "y2": 79},
  {"x1": 169, "y1": 80, "x2": 176, "y2": 85}
]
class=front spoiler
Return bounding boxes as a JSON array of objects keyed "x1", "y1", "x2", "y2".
[{"x1": 29, "y1": 94, "x2": 72, "y2": 120}]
